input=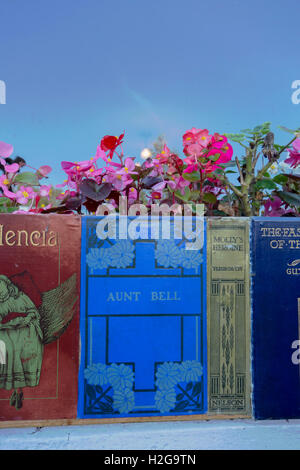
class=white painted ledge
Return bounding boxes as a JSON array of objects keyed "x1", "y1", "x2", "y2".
[{"x1": 1, "y1": 419, "x2": 300, "y2": 450}]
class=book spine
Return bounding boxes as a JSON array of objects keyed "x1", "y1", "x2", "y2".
[{"x1": 207, "y1": 218, "x2": 251, "y2": 415}]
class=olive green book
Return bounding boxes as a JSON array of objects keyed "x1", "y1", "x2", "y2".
[{"x1": 207, "y1": 218, "x2": 251, "y2": 415}]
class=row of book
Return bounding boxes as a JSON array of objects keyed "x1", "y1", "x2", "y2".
[{"x1": 0, "y1": 214, "x2": 299, "y2": 422}]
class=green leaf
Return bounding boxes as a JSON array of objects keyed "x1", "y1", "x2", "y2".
[
  {"x1": 190, "y1": 190, "x2": 201, "y2": 200},
  {"x1": 255, "y1": 179, "x2": 277, "y2": 190},
  {"x1": 208, "y1": 153, "x2": 220, "y2": 162},
  {"x1": 13, "y1": 172, "x2": 39, "y2": 185},
  {"x1": 202, "y1": 192, "x2": 217, "y2": 204},
  {"x1": 277, "y1": 191, "x2": 300, "y2": 208},
  {"x1": 273, "y1": 174, "x2": 288, "y2": 185},
  {"x1": 0, "y1": 196, "x2": 12, "y2": 206},
  {"x1": 182, "y1": 172, "x2": 200, "y2": 182},
  {"x1": 0, "y1": 206, "x2": 17, "y2": 213},
  {"x1": 278, "y1": 126, "x2": 300, "y2": 135},
  {"x1": 219, "y1": 161, "x2": 236, "y2": 168},
  {"x1": 175, "y1": 187, "x2": 191, "y2": 202},
  {"x1": 240, "y1": 129, "x2": 253, "y2": 134}
]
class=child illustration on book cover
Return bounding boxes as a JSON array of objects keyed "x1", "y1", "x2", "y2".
[{"x1": 0, "y1": 271, "x2": 77, "y2": 410}]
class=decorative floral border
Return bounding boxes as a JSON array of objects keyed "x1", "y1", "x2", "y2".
[
  {"x1": 155, "y1": 240, "x2": 203, "y2": 270},
  {"x1": 84, "y1": 360, "x2": 204, "y2": 415},
  {"x1": 84, "y1": 363, "x2": 135, "y2": 414},
  {"x1": 154, "y1": 360, "x2": 204, "y2": 413},
  {"x1": 86, "y1": 240, "x2": 135, "y2": 272},
  {"x1": 86, "y1": 239, "x2": 203, "y2": 273}
]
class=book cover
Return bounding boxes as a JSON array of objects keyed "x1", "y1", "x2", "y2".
[
  {"x1": 78, "y1": 216, "x2": 207, "y2": 419},
  {"x1": 207, "y1": 218, "x2": 251, "y2": 415},
  {"x1": 0, "y1": 214, "x2": 81, "y2": 421},
  {"x1": 251, "y1": 217, "x2": 300, "y2": 419}
]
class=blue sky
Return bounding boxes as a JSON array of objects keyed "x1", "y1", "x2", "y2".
[{"x1": 0, "y1": 0, "x2": 299, "y2": 184}]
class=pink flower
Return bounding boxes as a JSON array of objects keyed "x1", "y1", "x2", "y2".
[
  {"x1": 60, "y1": 157, "x2": 102, "y2": 192},
  {"x1": 263, "y1": 196, "x2": 294, "y2": 217},
  {"x1": 61, "y1": 160, "x2": 93, "y2": 174},
  {"x1": 173, "y1": 175, "x2": 190, "y2": 195},
  {"x1": 149, "y1": 191, "x2": 163, "y2": 201},
  {"x1": 95, "y1": 145, "x2": 122, "y2": 168},
  {"x1": 157, "y1": 145, "x2": 172, "y2": 163},
  {"x1": 152, "y1": 180, "x2": 177, "y2": 193},
  {"x1": 39, "y1": 185, "x2": 52, "y2": 199},
  {"x1": 15, "y1": 186, "x2": 36, "y2": 205},
  {"x1": 117, "y1": 157, "x2": 137, "y2": 176},
  {"x1": 104, "y1": 157, "x2": 137, "y2": 191},
  {"x1": 284, "y1": 138, "x2": 300, "y2": 168},
  {"x1": 56, "y1": 189, "x2": 77, "y2": 200},
  {"x1": 0, "y1": 175, "x2": 16, "y2": 199},
  {"x1": 0, "y1": 141, "x2": 13, "y2": 159},
  {"x1": 183, "y1": 128, "x2": 211, "y2": 156},
  {"x1": 107, "y1": 172, "x2": 132, "y2": 191},
  {"x1": 182, "y1": 129, "x2": 233, "y2": 172},
  {"x1": 128, "y1": 187, "x2": 138, "y2": 203},
  {"x1": 206, "y1": 135, "x2": 233, "y2": 169},
  {"x1": 153, "y1": 176, "x2": 189, "y2": 196},
  {"x1": 0, "y1": 157, "x2": 19, "y2": 174},
  {"x1": 183, "y1": 128, "x2": 210, "y2": 147},
  {"x1": 143, "y1": 158, "x2": 156, "y2": 169},
  {"x1": 37, "y1": 165, "x2": 52, "y2": 178},
  {"x1": 183, "y1": 163, "x2": 198, "y2": 173},
  {"x1": 183, "y1": 143, "x2": 204, "y2": 157}
]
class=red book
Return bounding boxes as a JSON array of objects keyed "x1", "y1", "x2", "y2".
[{"x1": 0, "y1": 214, "x2": 81, "y2": 421}]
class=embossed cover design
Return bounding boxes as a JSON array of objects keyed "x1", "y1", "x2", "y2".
[
  {"x1": 252, "y1": 218, "x2": 300, "y2": 419},
  {"x1": 78, "y1": 217, "x2": 207, "y2": 418},
  {"x1": 0, "y1": 214, "x2": 81, "y2": 421},
  {"x1": 207, "y1": 218, "x2": 251, "y2": 415}
]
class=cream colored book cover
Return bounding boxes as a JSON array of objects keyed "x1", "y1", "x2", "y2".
[{"x1": 207, "y1": 218, "x2": 251, "y2": 415}]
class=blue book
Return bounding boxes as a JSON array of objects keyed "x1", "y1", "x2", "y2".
[
  {"x1": 78, "y1": 216, "x2": 207, "y2": 419},
  {"x1": 251, "y1": 218, "x2": 300, "y2": 419}
]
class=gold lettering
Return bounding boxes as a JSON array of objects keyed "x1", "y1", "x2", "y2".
[
  {"x1": 30, "y1": 231, "x2": 41, "y2": 246},
  {"x1": 0, "y1": 224, "x2": 59, "y2": 248},
  {"x1": 288, "y1": 240, "x2": 300, "y2": 249},
  {"x1": 48, "y1": 231, "x2": 58, "y2": 247},
  {"x1": 17, "y1": 230, "x2": 28, "y2": 246},
  {"x1": 270, "y1": 239, "x2": 285, "y2": 249},
  {"x1": 6, "y1": 230, "x2": 16, "y2": 246},
  {"x1": 42, "y1": 230, "x2": 46, "y2": 246}
]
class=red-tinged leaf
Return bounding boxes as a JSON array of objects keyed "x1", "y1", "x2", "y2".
[{"x1": 79, "y1": 180, "x2": 112, "y2": 201}]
